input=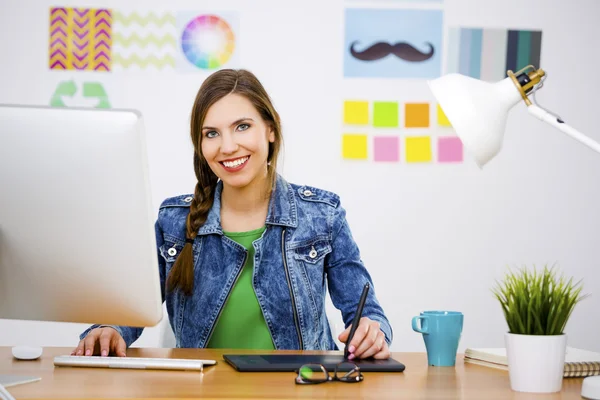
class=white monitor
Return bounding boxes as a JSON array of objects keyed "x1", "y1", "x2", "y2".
[{"x1": 0, "y1": 104, "x2": 163, "y2": 327}]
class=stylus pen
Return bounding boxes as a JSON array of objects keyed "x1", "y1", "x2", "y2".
[
  {"x1": 344, "y1": 281, "x2": 370, "y2": 359},
  {"x1": 0, "y1": 383, "x2": 16, "y2": 400}
]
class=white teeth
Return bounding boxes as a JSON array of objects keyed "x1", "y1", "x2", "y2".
[{"x1": 223, "y1": 156, "x2": 248, "y2": 168}]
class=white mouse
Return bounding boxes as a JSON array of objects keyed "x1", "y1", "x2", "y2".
[
  {"x1": 11, "y1": 345, "x2": 43, "y2": 360},
  {"x1": 582, "y1": 376, "x2": 600, "y2": 400}
]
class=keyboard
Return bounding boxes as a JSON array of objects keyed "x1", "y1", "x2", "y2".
[{"x1": 53, "y1": 355, "x2": 217, "y2": 371}]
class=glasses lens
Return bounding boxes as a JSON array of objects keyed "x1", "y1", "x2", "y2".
[
  {"x1": 296, "y1": 364, "x2": 328, "y2": 384},
  {"x1": 335, "y1": 362, "x2": 363, "y2": 383}
]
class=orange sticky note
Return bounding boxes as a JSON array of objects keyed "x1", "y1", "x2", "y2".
[
  {"x1": 405, "y1": 103, "x2": 430, "y2": 128},
  {"x1": 405, "y1": 136, "x2": 432, "y2": 163},
  {"x1": 342, "y1": 134, "x2": 368, "y2": 159},
  {"x1": 437, "y1": 104, "x2": 452, "y2": 127},
  {"x1": 343, "y1": 101, "x2": 369, "y2": 125}
]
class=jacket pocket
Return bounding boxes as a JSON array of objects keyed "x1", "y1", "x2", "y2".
[
  {"x1": 292, "y1": 239, "x2": 332, "y2": 265},
  {"x1": 159, "y1": 237, "x2": 186, "y2": 270},
  {"x1": 292, "y1": 238, "x2": 332, "y2": 332}
]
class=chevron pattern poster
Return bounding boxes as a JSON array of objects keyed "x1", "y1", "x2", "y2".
[
  {"x1": 49, "y1": 8, "x2": 111, "y2": 71},
  {"x1": 446, "y1": 27, "x2": 542, "y2": 81},
  {"x1": 112, "y1": 11, "x2": 177, "y2": 70}
]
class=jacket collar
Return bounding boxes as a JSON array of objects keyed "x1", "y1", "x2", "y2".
[{"x1": 197, "y1": 174, "x2": 298, "y2": 236}]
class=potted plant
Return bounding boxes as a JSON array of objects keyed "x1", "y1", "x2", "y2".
[{"x1": 492, "y1": 264, "x2": 588, "y2": 393}]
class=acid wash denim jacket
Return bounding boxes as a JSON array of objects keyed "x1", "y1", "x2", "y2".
[{"x1": 81, "y1": 174, "x2": 393, "y2": 350}]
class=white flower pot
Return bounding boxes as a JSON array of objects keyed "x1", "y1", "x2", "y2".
[{"x1": 505, "y1": 332, "x2": 567, "y2": 393}]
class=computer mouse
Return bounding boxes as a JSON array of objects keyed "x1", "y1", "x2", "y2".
[
  {"x1": 582, "y1": 376, "x2": 600, "y2": 400},
  {"x1": 11, "y1": 345, "x2": 43, "y2": 360}
]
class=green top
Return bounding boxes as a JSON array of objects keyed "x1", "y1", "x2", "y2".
[{"x1": 206, "y1": 226, "x2": 275, "y2": 350}]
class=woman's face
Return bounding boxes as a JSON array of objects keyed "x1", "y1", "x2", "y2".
[{"x1": 200, "y1": 93, "x2": 275, "y2": 190}]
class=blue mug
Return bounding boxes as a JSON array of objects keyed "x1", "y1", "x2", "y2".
[{"x1": 412, "y1": 311, "x2": 463, "y2": 367}]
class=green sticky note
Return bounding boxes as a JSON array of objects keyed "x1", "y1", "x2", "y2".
[{"x1": 373, "y1": 102, "x2": 398, "y2": 127}]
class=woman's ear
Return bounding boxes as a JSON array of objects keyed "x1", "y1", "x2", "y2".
[{"x1": 268, "y1": 127, "x2": 275, "y2": 143}]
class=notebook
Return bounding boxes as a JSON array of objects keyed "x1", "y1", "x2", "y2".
[
  {"x1": 0, "y1": 375, "x2": 41, "y2": 387},
  {"x1": 464, "y1": 347, "x2": 600, "y2": 378}
]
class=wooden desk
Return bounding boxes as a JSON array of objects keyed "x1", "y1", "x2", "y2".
[{"x1": 0, "y1": 347, "x2": 584, "y2": 399}]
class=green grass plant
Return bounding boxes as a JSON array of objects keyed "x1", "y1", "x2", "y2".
[{"x1": 492, "y1": 264, "x2": 588, "y2": 335}]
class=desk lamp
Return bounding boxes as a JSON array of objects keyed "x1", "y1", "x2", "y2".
[
  {"x1": 427, "y1": 67, "x2": 600, "y2": 399},
  {"x1": 427, "y1": 65, "x2": 600, "y2": 167}
]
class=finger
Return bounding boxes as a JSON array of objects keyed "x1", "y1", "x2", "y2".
[
  {"x1": 98, "y1": 330, "x2": 112, "y2": 357},
  {"x1": 338, "y1": 326, "x2": 350, "y2": 342},
  {"x1": 83, "y1": 330, "x2": 100, "y2": 356},
  {"x1": 352, "y1": 323, "x2": 379, "y2": 359},
  {"x1": 373, "y1": 341, "x2": 391, "y2": 360},
  {"x1": 74, "y1": 339, "x2": 85, "y2": 356},
  {"x1": 356, "y1": 331, "x2": 385, "y2": 359},
  {"x1": 349, "y1": 318, "x2": 372, "y2": 351},
  {"x1": 114, "y1": 336, "x2": 127, "y2": 357}
]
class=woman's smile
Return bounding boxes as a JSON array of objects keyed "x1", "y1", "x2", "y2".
[{"x1": 220, "y1": 155, "x2": 250, "y2": 172}]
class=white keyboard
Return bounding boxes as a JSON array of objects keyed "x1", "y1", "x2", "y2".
[{"x1": 53, "y1": 355, "x2": 217, "y2": 371}]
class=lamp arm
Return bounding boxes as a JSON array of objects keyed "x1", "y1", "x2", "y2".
[{"x1": 527, "y1": 105, "x2": 600, "y2": 154}]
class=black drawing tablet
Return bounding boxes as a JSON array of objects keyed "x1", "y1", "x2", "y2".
[{"x1": 223, "y1": 354, "x2": 405, "y2": 372}]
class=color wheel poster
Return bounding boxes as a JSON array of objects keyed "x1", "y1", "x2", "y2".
[{"x1": 176, "y1": 11, "x2": 239, "y2": 72}]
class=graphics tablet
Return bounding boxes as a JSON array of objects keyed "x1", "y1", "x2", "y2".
[{"x1": 223, "y1": 354, "x2": 405, "y2": 372}]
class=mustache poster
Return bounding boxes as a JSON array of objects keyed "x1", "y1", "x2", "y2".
[
  {"x1": 344, "y1": 8, "x2": 442, "y2": 78},
  {"x1": 350, "y1": 41, "x2": 435, "y2": 62}
]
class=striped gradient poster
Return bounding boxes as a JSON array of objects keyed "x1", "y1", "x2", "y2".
[{"x1": 446, "y1": 27, "x2": 542, "y2": 81}]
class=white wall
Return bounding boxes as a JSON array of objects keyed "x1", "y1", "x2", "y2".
[{"x1": 1, "y1": 0, "x2": 600, "y2": 353}]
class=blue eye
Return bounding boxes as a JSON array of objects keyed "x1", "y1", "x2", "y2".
[
  {"x1": 237, "y1": 123, "x2": 250, "y2": 131},
  {"x1": 205, "y1": 131, "x2": 219, "y2": 138}
]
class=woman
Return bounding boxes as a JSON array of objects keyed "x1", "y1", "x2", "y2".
[{"x1": 74, "y1": 69, "x2": 393, "y2": 360}]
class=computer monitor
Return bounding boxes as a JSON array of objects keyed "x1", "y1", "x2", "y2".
[{"x1": 0, "y1": 104, "x2": 163, "y2": 327}]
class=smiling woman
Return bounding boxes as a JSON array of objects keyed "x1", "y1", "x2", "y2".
[{"x1": 76, "y1": 69, "x2": 394, "y2": 361}]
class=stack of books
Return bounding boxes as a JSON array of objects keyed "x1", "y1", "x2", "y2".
[{"x1": 465, "y1": 347, "x2": 600, "y2": 378}]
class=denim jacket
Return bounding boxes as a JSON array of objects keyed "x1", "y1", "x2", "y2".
[{"x1": 81, "y1": 174, "x2": 392, "y2": 350}]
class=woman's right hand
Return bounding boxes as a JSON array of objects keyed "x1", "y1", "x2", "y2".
[{"x1": 71, "y1": 327, "x2": 126, "y2": 357}]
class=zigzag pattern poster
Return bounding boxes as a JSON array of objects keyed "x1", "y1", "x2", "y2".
[
  {"x1": 112, "y1": 11, "x2": 177, "y2": 70},
  {"x1": 49, "y1": 7, "x2": 111, "y2": 71}
]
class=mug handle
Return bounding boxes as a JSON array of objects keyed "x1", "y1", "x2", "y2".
[{"x1": 411, "y1": 316, "x2": 429, "y2": 334}]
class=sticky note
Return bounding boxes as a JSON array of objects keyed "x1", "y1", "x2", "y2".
[
  {"x1": 438, "y1": 136, "x2": 463, "y2": 162},
  {"x1": 342, "y1": 134, "x2": 368, "y2": 159},
  {"x1": 405, "y1": 103, "x2": 430, "y2": 128},
  {"x1": 343, "y1": 101, "x2": 369, "y2": 125},
  {"x1": 405, "y1": 136, "x2": 432, "y2": 163},
  {"x1": 373, "y1": 102, "x2": 399, "y2": 127},
  {"x1": 373, "y1": 136, "x2": 399, "y2": 162},
  {"x1": 437, "y1": 104, "x2": 452, "y2": 127}
]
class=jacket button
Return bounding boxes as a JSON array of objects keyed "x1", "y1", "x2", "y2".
[
  {"x1": 184, "y1": 196, "x2": 193, "y2": 203},
  {"x1": 309, "y1": 246, "x2": 317, "y2": 259},
  {"x1": 303, "y1": 189, "x2": 313, "y2": 197},
  {"x1": 167, "y1": 247, "x2": 177, "y2": 256}
]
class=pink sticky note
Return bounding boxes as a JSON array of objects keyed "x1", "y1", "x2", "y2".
[
  {"x1": 374, "y1": 136, "x2": 399, "y2": 162},
  {"x1": 438, "y1": 136, "x2": 463, "y2": 162}
]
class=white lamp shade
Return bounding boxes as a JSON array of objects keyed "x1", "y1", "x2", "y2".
[{"x1": 428, "y1": 74, "x2": 523, "y2": 167}]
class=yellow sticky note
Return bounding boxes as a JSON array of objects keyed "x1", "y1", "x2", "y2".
[
  {"x1": 437, "y1": 104, "x2": 452, "y2": 127},
  {"x1": 405, "y1": 103, "x2": 430, "y2": 128},
  {"x1": 342, "y1": 134, "x2": 368, "y2": 159},
  {"x1": 343, "y1": 101, "x2": 369, "y2": 125},
  {"x1": 405, "y1": 136, "x2": 432, "y2": 163}
]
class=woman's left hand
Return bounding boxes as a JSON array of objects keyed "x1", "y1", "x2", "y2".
[{"x1": 338, "y1": 317, "x2": 390, "y2": 360}]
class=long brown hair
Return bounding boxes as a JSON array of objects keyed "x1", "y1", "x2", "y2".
[{"x1": 166, "y1": 69, "x2": 283, "y2": 296}]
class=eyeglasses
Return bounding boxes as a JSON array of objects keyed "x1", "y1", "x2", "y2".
[{"x1": 295, "y1": 362, "x2": 363, "y2": 385}]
